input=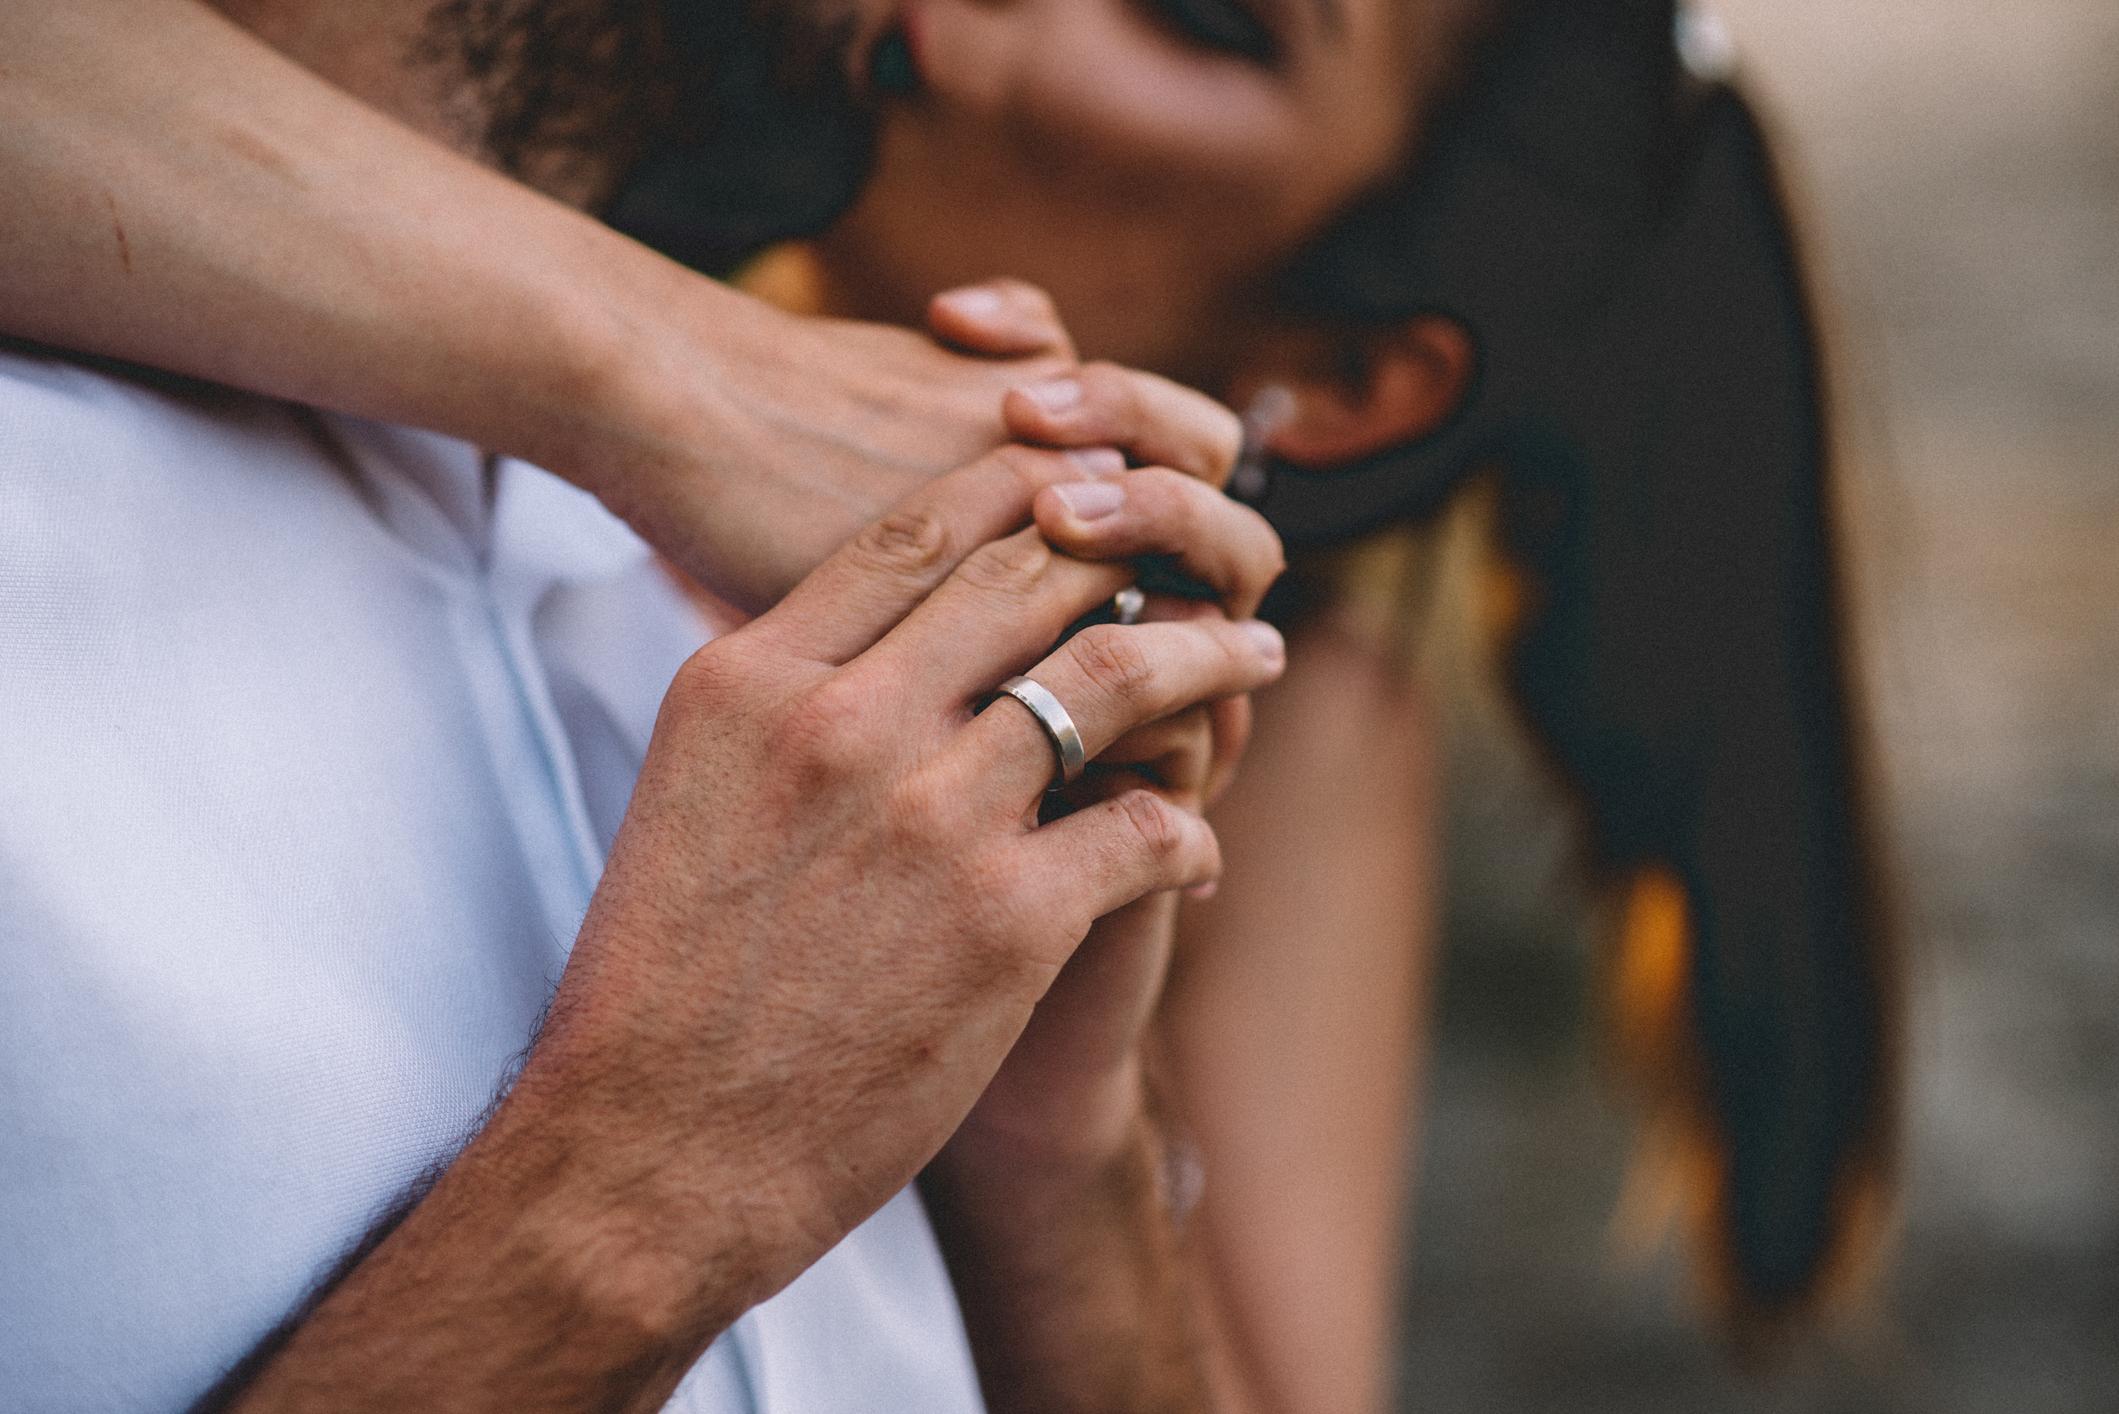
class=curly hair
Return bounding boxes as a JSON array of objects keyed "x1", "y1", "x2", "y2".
[{"x1": 414, "y1": 0, "x2": 675, "y2": 201}]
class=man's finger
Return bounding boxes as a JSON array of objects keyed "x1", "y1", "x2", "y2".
[
  {"x1": 1072, "y1": 695, "x2": 1252, "y2": 813},
  {"x1": 960, "y1": 617, "x2": 1285, "y2": 812},
  {"x1": 1009, "y1": 791, "x2": 1223, "y2": 932},
  {"x1": 754, "y1": 445, "x2": 1124, "y2": 664},
  {"x1": 1063, "y1": 704, "x2": 1218, "y2": 810},
  {"x1": 844, "y1": 459, "x2": 1280, "y2": 706},
  {"x1": 838, "y1": 525, "x2": 1136, "y2": 709},
  {"x1": 1200, "y1": 693, "x2": 1252, "y2": 809},
  {"x1": 1032, "y1": 468, "x2": 1287, "y2": 620},
  {"x1": 1003, "y1": 363, "x2": 1243, "y2": 487},
  {"x1": 927, "y1": 279, "x2": 1076, "y2": 360},
  {"x1": 1080, "y1": 608, "x2": 1251, "y2": 806}
]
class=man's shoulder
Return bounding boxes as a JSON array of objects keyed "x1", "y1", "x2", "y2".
[
  {"x1": 0, "y1": 338, "x2": 291, "y2": 459},
  {"x1": 0, "y1": 341, "x2": 404, "y2": 630},
  {"x1": 0, "y1": 339, "x2": 417, "y2": 548}
]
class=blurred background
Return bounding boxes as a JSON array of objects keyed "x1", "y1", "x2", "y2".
[{"x1": 1402, "y1": 2, "x2": 2119, "y2": 1410}]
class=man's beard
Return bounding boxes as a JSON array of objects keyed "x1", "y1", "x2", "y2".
[
  {"x1": 417, "y1": 0, "x2": 676, "y2": 204},
  {"x1": 421, "y1": 0, "x2": 880, "y2": 270}
]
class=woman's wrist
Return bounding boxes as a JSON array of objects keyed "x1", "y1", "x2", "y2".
[
  {"x1": 515, "y1": 235, "x2": 766, "y2": 529},
  {"x1": 939, "y1": 1057, "x2": 1155, "y2": 1188},
  {"x1": 469, "y1": 224, "x2": 679, "y2": 488}
]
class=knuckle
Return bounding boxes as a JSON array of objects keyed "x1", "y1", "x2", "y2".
[
  {"x1": 1170, "y1": 390, "x2": 1242, "y2": 484},
  {"x1": 956, "y1": 532, "x2": 1052, "y2": 598},
  {"x1": 667, "y1": 642, "x2": 731, "y2": 699},
  {"x1": 1078, "y1": 361, "x2": 1134, "y2": 413},
  {"x1": 1171, "y1": 704, "x2": 1217, "y2": 756},
  {"x1": 1257, "y1": 516, "x2": 1289, "y2": 580},
  {"x1": 1116, "y1": 790, "x2": 1187, "y2": 862},
  {"x1": 1069, "y1": 624, "x2": 1157, "y2": 705},
  {"x1": 987, "y1": 443, "x2": 1065, "y2": 498},
  {"x1": 1135, "y1": 468, "x2": 1199, "y2": 534},
  {"x1": 1191, "y1": 413, "x2": 1242, "y2": 485},
  {"x1": 850, "y1": 505, "x2": 955, "y2": 583},
  {"x1": 894, "y1": 765, "x2": 971, "y2": 844},
  {"x1": 666, "y1": 638, "x2": 752, "y2": 714},
  {"x1": 966, "y1": 850, "x2": 1039, "y2": 937},
  {"x1": 770, "y1": 676, "x2": 874, "y2": 776},
  {"x1": 944, "y1": 845, "x2": 1054, "y2": 963},
  {"x1": 996, "y1": 278, "x2": 1058, "y2": 319}
]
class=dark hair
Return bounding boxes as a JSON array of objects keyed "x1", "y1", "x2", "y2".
[{"x1": 1263, "y1": 0, "x2": 1899, "y2": 1338}]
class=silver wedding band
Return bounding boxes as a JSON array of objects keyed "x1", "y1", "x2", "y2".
[{"x1": 992, "y1": 675, "x2": 1086, "y2": 786}]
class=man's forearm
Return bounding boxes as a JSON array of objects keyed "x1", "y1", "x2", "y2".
[
  {"x1": 202, "y1": 1068, "x2": 761, "y2": 1414},
  {"x1": 921, "y1": 1100, "x2": 1221, "y2": 1414}
]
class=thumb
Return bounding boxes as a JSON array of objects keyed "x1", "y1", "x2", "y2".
[{"x1": 928, "y1": 279, "x2": 1076, "y2": 361}]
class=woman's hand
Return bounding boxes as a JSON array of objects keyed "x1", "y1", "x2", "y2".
[
  {"x1": 911, "y1": 588, "x2": 1273, "y2": 1414},
  {"x1": 576, "y1": 276, "x2": 1246, "y2": 613}
]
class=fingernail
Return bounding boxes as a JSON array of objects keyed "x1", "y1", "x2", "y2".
[
  {"x1": 941, "y1": 286, "x2": 1004, "y2": 319},
  {"x1": 1241, "y1": 620, "x2": 1285, "y2": 663},
  {"x1": 1063, "y1": 447, "x2": 1126, "y2": 477},
  {"x1": 1020, "y1": 378, "x2": 1083, "y2": 414},
  {"x1": 1051, "y1": 480, "x2": 1126, "y2": 521},
  {"x1": 1185, "y1": 879, "x2": 1220, "y2": 901}
]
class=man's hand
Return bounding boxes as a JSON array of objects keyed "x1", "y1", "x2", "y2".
[
  {"x1": 218, "y1": 445, "x2": 1284, "y2": 1413},
  {"x1": 531, "y1": 442, "x2": 1282, "y2": 1296},
  {"x1": 576, "y1": 275, "x2": 1245, "y2": 611}
]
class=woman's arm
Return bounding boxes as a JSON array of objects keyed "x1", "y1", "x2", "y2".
[
  {"x1": 0, "y1": 1, "x2": 1231, "y2": 608},
  {"x1": 0, "y1": 0, "x2": 664, "y2": 494},
  {"x1": 1163, "y1": 619, "x2": 1440, "y2": 1414}
]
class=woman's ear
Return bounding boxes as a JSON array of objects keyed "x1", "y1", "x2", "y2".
[{"x1": 1240, "y1": 316, "x2": 1476, "y2": 470}]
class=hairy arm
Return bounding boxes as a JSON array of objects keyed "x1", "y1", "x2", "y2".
[
  {"x1": 1164, "y1": 621, "x2": 1440, "y2": 1414},
  {"x1": 192, "y1": 1074, "x2": 763, "y2": 1414}
]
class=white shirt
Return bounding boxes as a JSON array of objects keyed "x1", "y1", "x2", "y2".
[{"x1": 0, "y1": 347, "x2": 986, "y2": 1414}]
